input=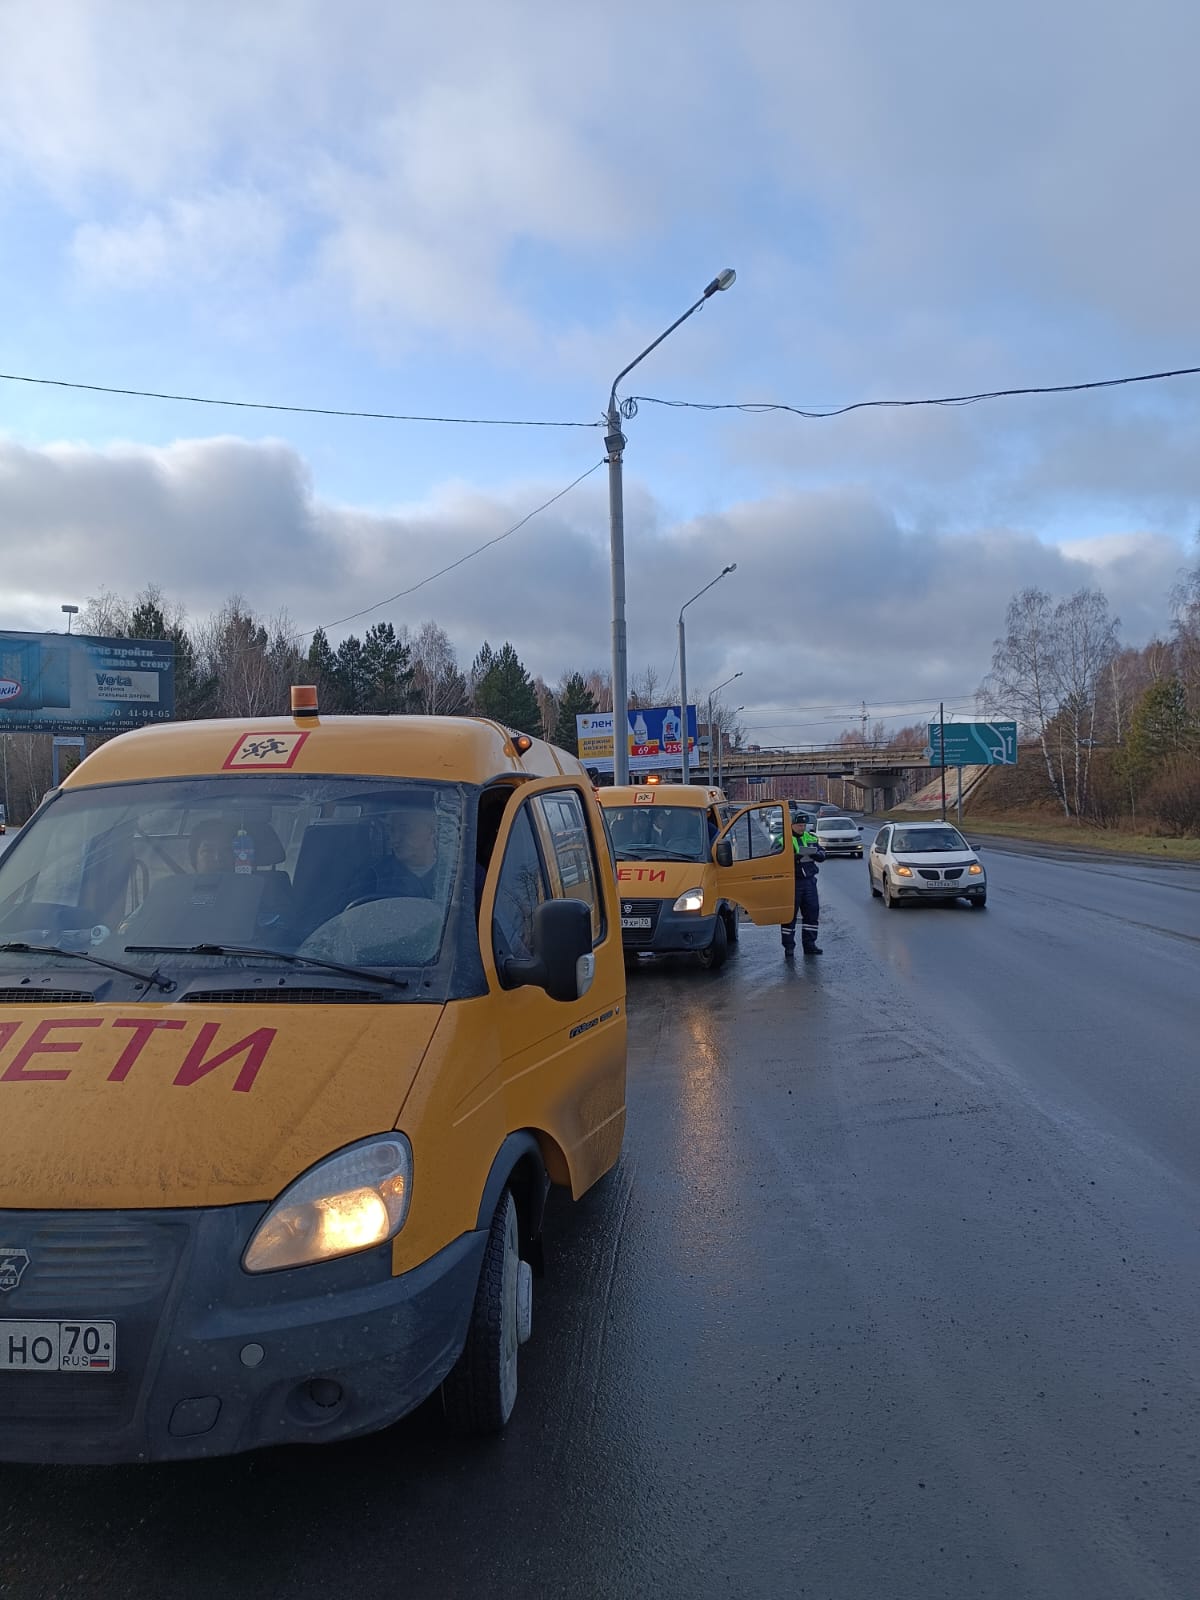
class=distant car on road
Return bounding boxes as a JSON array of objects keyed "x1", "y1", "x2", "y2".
[
  {"x1": 815, "y1": 815, "x2": 863, "y2": 858},
  {"x1": 868, "y1": 821, "x2": 986, "y2": 909}
]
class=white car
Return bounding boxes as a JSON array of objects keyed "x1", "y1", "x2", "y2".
[
  {"x1": 815, "y1": 815, "x2": 863, "y2": 858},
  {"x1": 868, "y1": 821, "x2": 986, "y2": 909}
]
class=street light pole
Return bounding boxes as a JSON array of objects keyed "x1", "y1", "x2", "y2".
[
  {"x1": 678, "y1": 566, "x2": 737, "y2": 784},
  {"x1": 706, "y1": 670, "x2": 743, "y2": 784},
  {"x1": 606, "y1": 269, "x2": 736, "y2": 785},
  {"x1": 718, "y1": 706, "x2": 744, "y2": 789}
]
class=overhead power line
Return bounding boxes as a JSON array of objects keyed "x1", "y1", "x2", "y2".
[
  {"x1": 737, "y1": 693, "x2": 982, "y2": 716},
  {"x1": 0, "y1": 370, "x2": 599, "y2": 430},
  {"x1": 309, "y1": 459, "x2": 605, "y2": 637},
  {"x1": 628, "y1": 362, "x2": 1200, "y2": 420}
]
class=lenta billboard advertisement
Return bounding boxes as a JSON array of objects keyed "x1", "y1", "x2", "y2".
[
  {"x1": 576, "y1": 706, "x2": 698, "y2": 774},
  {"x1": 0, "y1": 630, "x2": 176, "y2": 734}
]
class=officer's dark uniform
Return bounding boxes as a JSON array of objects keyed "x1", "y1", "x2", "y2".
[{"x1": 782, "y1": 825, "x2": 824, "y2": 956}]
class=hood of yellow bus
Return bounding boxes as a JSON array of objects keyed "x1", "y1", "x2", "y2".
[{"x1": 0, "y1": 1003, "x2": 442, "y2": 1210}]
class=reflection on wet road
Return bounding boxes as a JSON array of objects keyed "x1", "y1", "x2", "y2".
[{"x1": 2, "y1": 840, "x2": 1198, "y2": 1600}]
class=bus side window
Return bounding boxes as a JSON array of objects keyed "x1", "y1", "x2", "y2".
[{"x1": 476, "y1": 785, "x2": 515, "y2": 910}]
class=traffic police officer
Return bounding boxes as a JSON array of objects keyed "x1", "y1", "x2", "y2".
[{"x1": 783, "y1": 820, "x2": 824, "y2": 956}]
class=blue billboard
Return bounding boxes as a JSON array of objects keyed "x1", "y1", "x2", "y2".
[{"x1": 0, "y1": 630, "x2": 176, "y2": 734}]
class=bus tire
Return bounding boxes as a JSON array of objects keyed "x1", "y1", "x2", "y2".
[
  {"x1": 696, "y1": 916, "x2": 728, "y2": 971},
  {"x1": 443, "y1": 1188, "x2": 524, "y2": 1435}
]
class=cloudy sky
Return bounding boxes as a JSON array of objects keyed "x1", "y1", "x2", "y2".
[{"x1": 2, "y1": 0, "x2": 1198, "y2": 742}]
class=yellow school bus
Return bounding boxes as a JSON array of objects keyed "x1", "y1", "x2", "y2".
[
  {"x1": 0, "y1": 690, "x2": 626, "y2": 1462},
  {"x1": 597, "y1": 784, "x2": 794, "y2": 968}
]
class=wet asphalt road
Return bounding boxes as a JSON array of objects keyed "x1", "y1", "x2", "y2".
[{"x1": 2, "y1": 833, "x2": 1199, "y2": 1600}]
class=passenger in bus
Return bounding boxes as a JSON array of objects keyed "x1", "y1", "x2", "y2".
[
  {"x1": 189, "y1": 820, "x2": 235, "y2": 874},
  {"x1": 372, "y1": 800, "x2": 440, "y2": 898}
]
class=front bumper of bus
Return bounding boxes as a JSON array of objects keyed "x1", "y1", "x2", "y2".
[{"x1": 0, "y1": 1205, "x2": 486, "y2": 1464}]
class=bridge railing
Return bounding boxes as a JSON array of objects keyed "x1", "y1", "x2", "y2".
[{"x1": 720, "y1": 745, "x2": 928, "y2": 776}]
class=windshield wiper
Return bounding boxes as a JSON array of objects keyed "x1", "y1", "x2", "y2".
[
  {"x1": 0, "y1": 942, "x2": 173, "y2": 992},
  {"x1": 615, "y1": 848, "x2": 699, "y2": 862},
  {"x1": 125, "y1": 943, "x2": 409, "y2": 990}
]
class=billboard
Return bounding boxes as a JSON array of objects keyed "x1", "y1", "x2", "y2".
[
  {"x1": 926, "y1": 721, "x2": 1017, "y2": 766},
  {"x1": 0, "y1": 630, "x2": 176, "y2": 734},
  {"x1": 576, "y1": 706, "x2": 698, "y2": 775}
]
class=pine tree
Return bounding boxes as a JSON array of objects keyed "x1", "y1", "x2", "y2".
[
  {"x1": 305, "y1": 628, "x2": 341, "y2": 711},
  {"x1": 473, "y1": 642, "x2": 541, "y2": 733},
  {"x1": 1123, "y1": 676, "x2": 1197, "y2": 789},
  {"x1": 126, "y1": 588, "x2": 215, "y2": 719},
  {"x1": 360, "y1": 622, "x2": 415, "y2": 713},
  {"x1": 469, "y1": 640, "x2": 496, "y2": 704},
  {"x1": 553, "y1": 672, "x2": 598, "y2": 754},
  {"x1": 334, "y1": 634, "x2": 368, "y2": 713}
]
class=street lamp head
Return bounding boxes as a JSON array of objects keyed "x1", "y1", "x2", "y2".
[
  {"x1": 703, "y1": 268, "x2": 737, "y2": 298},
  {"x1": 722, "y1": 563, "x2": 738, "y2": 576}
]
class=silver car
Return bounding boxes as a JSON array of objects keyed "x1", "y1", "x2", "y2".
[
  {"x1": 815, "y1": 815, "x2": 863, "y2": 858},
  {"x1": 868, "y1": 821, "x2": 986, "y2": 909}
]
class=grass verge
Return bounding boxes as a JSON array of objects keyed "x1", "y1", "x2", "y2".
[{"x1": 883, "y1": 810, "x2": 1200, "y2": 863}]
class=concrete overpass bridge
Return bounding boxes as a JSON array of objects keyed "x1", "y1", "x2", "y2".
[{"x1": 714, "y1": 744, "x2": 929, "y2": 808}]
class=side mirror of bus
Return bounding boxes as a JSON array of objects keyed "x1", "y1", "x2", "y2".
[
  {"x1": 713, "y1": 839, "x2": 734, "y2": 868},
  {"x1": 501, "y1": 899, "x2": 594, "y2": 1002}
]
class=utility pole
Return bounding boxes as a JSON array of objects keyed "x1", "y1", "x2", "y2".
[
  {"x1": 940, "y1": 701, "x2": 947, "y2": 821},
  {"x1": 605, "y1": 270, "x2": 736, "y2": 784},
  {"x1": 605, "y1": 405, "x2": 629, "y2": 783}
]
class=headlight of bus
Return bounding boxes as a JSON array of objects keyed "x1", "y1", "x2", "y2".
[
  {"x1": 673, "y1": 887, "x2": 705, "y2": 912},
  {"x1": 243, "y1": 1135, "x2": 412, "y2": 1272}
]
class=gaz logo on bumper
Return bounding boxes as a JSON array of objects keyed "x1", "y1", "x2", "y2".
[{"x1": 0, "y1": 1248, "x2": 30, "y2": 1294}]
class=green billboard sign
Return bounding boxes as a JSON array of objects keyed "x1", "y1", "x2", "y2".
[{"x1": 926, "y1": 721, "x2": 1017, "y2": 766}]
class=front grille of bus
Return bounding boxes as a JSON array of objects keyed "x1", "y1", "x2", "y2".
[{"x1": 619, "y1": 899, "x2": 662, "y2": 948}]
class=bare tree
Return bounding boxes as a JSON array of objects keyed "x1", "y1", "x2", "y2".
[
  {"x1": 981, "y1": 586, "x2": 1120, "y2": 818},
  {"x1": 629, "y1": 665, "x2": 675, "y2": 710},
  {"x1": 78, "y1": 589, "x2": 133, "y2": 637},
  {"x1": 194, "y1": 599, "x2": 300, "y2": 717},
  {"x1": 1054, "y1": 588, "x2": 1120, "y2": 816},
  {"x1": 582, "y1": 667, "x2": 612, "y2": 713},
  {"x1": 980, "y1": 588, "x2": 1069, "y2": 815},
  {"x1": 410, "y1": 621, "x2": 468, "y2": 715},
  {"x1": 1171, "y1": 532, "x2": 1200, "y2": 712},
  {"x1": 532, "y1": 676, "x2": 557, "y2": 741}
]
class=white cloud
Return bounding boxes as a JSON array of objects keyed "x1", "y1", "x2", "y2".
[
  {"x1": 4, "y1": 0, "x2": 1200, "y2": 352},
  {"x1": 2, "y1": 0, "x2": 1198, "y2": 725},
  {"x1": 71, "y1": 188, "x2": 285, "y2": 289},
  {"x1": 1, "y1": 434, "x2": 1185, "y2": 741}
]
